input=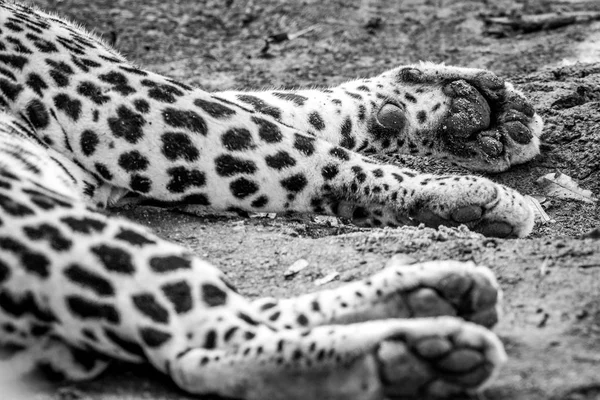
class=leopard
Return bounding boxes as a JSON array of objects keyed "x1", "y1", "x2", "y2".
[{"x1": 0, "y1": 1, "x2": 546, "y2": 399}]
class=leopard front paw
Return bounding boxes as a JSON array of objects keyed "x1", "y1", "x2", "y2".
[
  {"x1": 377, "y1": 317, "x2": 506, "y2": 398},
  {"x1": 439, "y1": 77, "x2": 542, "y2": 172},
  {"x1": 339, "y1": 173, "x2": 534, "y2": 237},
  {"x1": 380, "y1": 63, "x2": 543, "y2": 172},
  {"x1": 407, "y1": 175, "x2": 535, "y2": 238}
]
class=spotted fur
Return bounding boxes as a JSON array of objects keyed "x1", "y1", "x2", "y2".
[{"x1": 0, "y1": 1, "x2": 545, "y2": 399}]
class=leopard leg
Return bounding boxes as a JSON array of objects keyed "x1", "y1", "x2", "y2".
[
  {"x1": 252, "y1": 259, "x2": 500, "y2": 330},
  {"x1": 218, "y1": 62, "x2": 543, "y2": 172},
  {"x1": 0, "y1": 111, "x2": 506, "y2": 399},
  {"x1": 3, "y1": 143, "x2": 509, "y2": 399},
  {"x1": 208, "y1": 66, "x2": 541, "y2": 235},
  {"x1": 63, "y1": 89, "x2": 535, "y2": 237},
  {"x1": 0, "y1": 8, "x2": 535, "y2": 237},
  {"x1": 0, "y1": 113, "x2": 129, "y2": 208},
  {"x1": 8, "y1": 69, "x2": 535, "y2": 237},
  {"x1": 0, "y1": 339, "x2": 108, "y2": 395},
  {"x1": 0, "y1": 316, "x2": 109, "y2": 383},
  {"x1": 314, "y1": 148, "x2": 535, "y2": 237},
  {"x1": 29, "y1": 337, "x2": 109, "y2": 381},
  {"x1": 168, "y1": 317, "x2": 506, "y2": 400}
]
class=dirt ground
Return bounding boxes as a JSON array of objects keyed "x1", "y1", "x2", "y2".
[{"x1": 15, "y1": 0, "x2": 600, "y2": 399}]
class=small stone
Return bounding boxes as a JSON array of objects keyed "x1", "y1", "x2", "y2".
[
  {"x1": 314, "y1": 272, "x2": 340, "y2": 286},
  {"x1": 284, "y1": 259, "x2": 309, "y2": 279}
]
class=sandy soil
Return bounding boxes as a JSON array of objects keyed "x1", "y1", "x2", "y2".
[{"x1": 13, "y1": 0, "x2": 600, "y2": 399}]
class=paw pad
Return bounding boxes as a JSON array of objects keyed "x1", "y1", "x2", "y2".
[
  {"x1": 446, "y1": 362, "x2": 494, "y2": 387},
  {"x1": 450, "y1": 205, "x2": 482, "y2": 223},
  {"x1": 479, "y1": 221, "x2": 513, "y2": 238},
  {"x1": 478, "y1": 135, "x2": 503, "y2": 157},
  {"x1": 443, "y1": 79, "x2": 479, "y2": 98},
  {"x1": 437, "y1": 348, "x2": 484, "y2": 373},
  {"x1": 504, "y1": 92, "x2": 535, "y2": 117},
  {"x1": 377, "y1": 103, "x2": 406, "y2": 131},
  {"x1": 472, "y1": 71, "x2": 505, "y2": 91},
  {"x1": 443, "y1": 81, "x2": 491, "y2": 139},
  {"x1": 437, "y1": 273, "x2": 474, "y2": 304},
  {"x1": 504, "y1": 120, "x2": 533, "y2": 144},
  {"x1": 470, "y1": 273, "x2": 499, "y2": 311},
  {"x1": 414, "y1": 337, "x2": 453, "y2": 359}
]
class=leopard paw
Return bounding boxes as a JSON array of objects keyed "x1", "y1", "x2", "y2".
[
  {"x1": 407, "y1": 175, "x2": 535, "y2": 238},
  {"x1": 339, "y1": 259, "x2": 501, "y2": 328},
  {"x1": 169, "y1": 317, "x2": 505, "y2": 400},
  {"x1": 337, "y1": 174, "x2": 534, "y2": 237},
  {"x1": 385, "y1": 260, "x2": 501, "y2": 328},
  {"x1": 377, "y1": 317, "x2": 506, "y2": 398},
  {"x1": 381, "y1": 62, "x2": 543, "y2": 172}
]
